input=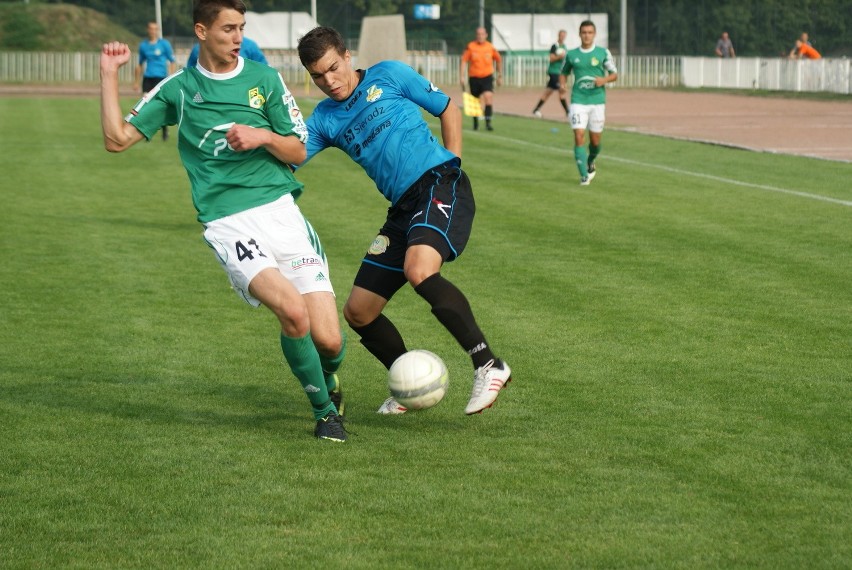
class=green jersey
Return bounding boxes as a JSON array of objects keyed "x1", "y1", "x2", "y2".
[
  {"x1": 561, "y1": 44, "x2": 617, "y2": 105},
  {"x1": 547, "y1": 42, "x2": 568, "y2": 75},
  {"x1": 126, "y1": 58, "x2": 307, "y2": 223}
]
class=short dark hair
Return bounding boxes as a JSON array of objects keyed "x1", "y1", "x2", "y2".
[
  {"x1": 580, "y1": 20, "x2": 596, "y2": 31},
  {"x1": 193, "y1": 0, "x2": 246, "y2": 27},
  {"x1": 297, "y1": 26, "x2": 347, "y2": 67}
]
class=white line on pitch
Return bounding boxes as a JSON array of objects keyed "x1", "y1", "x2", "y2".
[{"x1": 480, "y1": 131, "x2": 852, "y2": 208}]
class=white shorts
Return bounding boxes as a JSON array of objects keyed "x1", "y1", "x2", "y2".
[
  {"x1": 203, "y1": 194, "x2": 334, "y2": 307},
  {"x1": 569, "y1": 103, "x2": 606, "y2": 133}
]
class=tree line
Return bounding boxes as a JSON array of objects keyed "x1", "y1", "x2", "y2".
[{"x1": 7, "y1": 0, "x2": 851, "y2": 56}]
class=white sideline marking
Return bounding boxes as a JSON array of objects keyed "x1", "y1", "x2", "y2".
[
  {"x1": 482, "y1": 132, "x2": 852, "y2": 208},
  {"x1": 609, "y1": 156, "x2": 852, "y2": 208}
]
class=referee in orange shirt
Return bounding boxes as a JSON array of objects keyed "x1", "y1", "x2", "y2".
[{"x1": 459, "y1": 27, "x2": 503, "y2": 131}]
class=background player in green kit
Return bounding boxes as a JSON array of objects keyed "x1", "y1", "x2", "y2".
[
  {"x1": 559, "y1": 20, "x2": 618, "y2": 186},
  {"x1": 531, "y1": 29, "x2": 569, "y2": 118},
  {"x1": 98, "y1": 0, "x2": 348, "y2": 442}
]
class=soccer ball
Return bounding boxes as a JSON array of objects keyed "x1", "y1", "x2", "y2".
[{"x1": 387, "y1": 350, "x2": 449, "y2": 410}]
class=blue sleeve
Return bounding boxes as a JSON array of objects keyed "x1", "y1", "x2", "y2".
[
  {"x1": 390, "y1": 61, "x2": 450, "y2": 117},
  {"x1": 186, "y1": 44, "x2": 199, "y2": 67},
  {"x1": 299, "y1": 112, "x2": 332, "y2": 168},
  {"x1": 164, "y1": 40, "x2": 176, "y2": 63},
  {"x1": 242, "y1": 39, "x2": 268, "y2": 65}
]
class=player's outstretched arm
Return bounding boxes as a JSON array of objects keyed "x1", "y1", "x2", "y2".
[
  {"x1": 439, "y1": 102, "x2": 462, "y2": 159},
  {"x1": 225, "y1": 124, "x2": 307, "y2": 165},
  {"x1": 100, "y1": 42, "x2": 144, "y2": 152}
]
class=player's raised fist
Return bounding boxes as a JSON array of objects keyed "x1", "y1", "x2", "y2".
[{"x1": 100, "y1": 42, "x2": 131, "y2": 71}]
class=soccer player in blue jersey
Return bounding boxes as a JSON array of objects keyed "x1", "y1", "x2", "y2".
[
  {"x1": 136, "y1": 21, "x2": 176, "y2": 141},
  {"x1": 296, "y1": 26, "x2": 512, "y2": 416}
]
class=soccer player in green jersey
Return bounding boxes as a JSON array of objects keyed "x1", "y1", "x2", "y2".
[
  {"x1": 560, "y1": 20, "x2": 618, "y2": 186},
  {"x1": 98, "y1": 0, "x2": 348, "y2": 442},
  {"x1": 531, "y1": 29, "x2": 570, "y2": 118}
]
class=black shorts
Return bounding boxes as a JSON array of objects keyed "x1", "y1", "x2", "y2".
[
  {"x1": 353, "y1": 159, "x2": 475, "y2": 300},
  {"x1": 468, "y1": 75, "x2": 494, "y2": 98},
  {"x1": 546, "y1": 73, "x2": 561, "y2": 90},
  {"x1": 142, "y1": 76, "x2": 165, "y2": 93}
]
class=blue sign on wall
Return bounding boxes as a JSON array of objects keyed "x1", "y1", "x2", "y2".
[{"x1": 414, "y1": 4, "x2": 440, "y2": 20}]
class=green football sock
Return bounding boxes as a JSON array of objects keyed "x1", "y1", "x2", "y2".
[
  {"x1": 574, "y1": 146, "x2": 589, "y2": 177},
  {"x1": 319, "y1": 332, "x2": 346, "y2": 393},
  {"x1": 280, "y1": 333, "x2": 334, "y2": 420},
  {"x1": 588, "y1": 143, "x2": 601, "y2": 165}
]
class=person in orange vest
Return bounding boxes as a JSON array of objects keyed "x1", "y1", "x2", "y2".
[
  {"x1": 459, "y1": 27, "x2": 502, "y2": 131},
  {"x1": 792, "y1": 39, "x2": 821, "y2": 59}
]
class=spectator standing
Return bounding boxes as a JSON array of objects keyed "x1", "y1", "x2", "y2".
[
  {"x1": 459, "y1": 27, "x2": 502, "y2": 131},
  {"x1": 715, "y1": 31, "x2": 735, "y2": 58},
  {"x1": 100, "y1": 0, "x2": 348, "y2": 442},
  {"x1": 532, "y1": 29, "x2": 570, "y2": 118},
  {"x1": 186, "y1": 36, "x2": 267, "y2": 67},
  {"x1": 559, "y1": 20, "x2": 618, "y2": 186},
  {"x1": 136, "y1": 21, "x2": 176, "y2": 141}
]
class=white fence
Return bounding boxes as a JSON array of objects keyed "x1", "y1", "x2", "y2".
[
  {"x1": 1, "y1": 51, "x2": 849, "y2": 94},
  {"x1": 682, "y1": 57, "x2": 852, "y2": 94}
]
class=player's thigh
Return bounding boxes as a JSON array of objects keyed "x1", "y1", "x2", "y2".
[
  {"x1": 203, "y1": 217, "x2": 280, "y2": 308},
  {"x1": 304, "y1": 291, "x2": 342, "y2": 355},
  {"x1": 588, "y1": 104, "x2": 606, "y2": 133},
  {"x1": 344, "y1": 284, "x2": 391, "y2": 327},
  {"x1": 403, "y1": 244, "x2": 444, "y2": 286},
  {"x1": 248, "y1": 267, "x2": 306, "y2": 318},
  {"x1": 546, "y1": 73, "x2": 560, "y2": 90},
  {"x1": 406, "y1": 161, "x2": 474, "y2": 263},
  {"x1": 203, "y1": 195, "x2": 333, "y2": 307},
  {"x1": 569, "y1": 103, "x2": 591, "y2": 130}
]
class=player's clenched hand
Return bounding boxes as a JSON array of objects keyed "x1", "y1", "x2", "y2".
[
  {"x1": 100, "y1": 42, "x2": 131, "y2": 72},
  {"x1": 225, "y1": 124, "x2": 270, "y2": 152}
]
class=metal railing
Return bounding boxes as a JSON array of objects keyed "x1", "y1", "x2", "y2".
[{"x1": 2, "y1": 51, "x2": 848, "y2": 93}]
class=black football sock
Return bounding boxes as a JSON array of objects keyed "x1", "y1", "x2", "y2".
[
  {"x1": 350, "y1": 313, "x2": 407, "y2": 370},
  {"x1": 414, "y1": 273, "x2": 496, "y2": 368}
]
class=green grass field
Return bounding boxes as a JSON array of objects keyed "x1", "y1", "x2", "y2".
[{"x1": 1, "y1": 95, "x2": 850, "y2": 568}]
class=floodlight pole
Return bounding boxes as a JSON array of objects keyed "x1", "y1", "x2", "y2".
[
  {"x1": 311, "y1": 0, "x2": 317, "y2": 24},
  {"x1": 479, "y1": 0, "x2": 484, "y2": 28},
  {"x1": 155, "y1": 0, "x2": 163, "y2": 38},
  {"x1": 620, "y1": 0, "x2": 627, "y2": 80}
]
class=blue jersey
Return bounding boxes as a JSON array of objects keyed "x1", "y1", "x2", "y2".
[
  {"x1": 187, "y1": 38, "x2": 267, "y2": 68},
  {"x1": 303, "y1": 60, "x2": 455, "y2": 205},
  {"x1": 138, "y1": 38, "x2": 175, "y2": 78}
]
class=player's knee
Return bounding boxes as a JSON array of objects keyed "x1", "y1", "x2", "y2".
[
  {"x1": 313, "y1": 329, "x2": 343, "y2": 357},
  {"x1": 270, "y1": 300, "x2": 310, "y2": 337},
  {"x1": 404, "y1": 265, "x2": 437, "y2": 288},
  {"x1": 343, "y1": 301, "x2": 374, "y2": 328}
]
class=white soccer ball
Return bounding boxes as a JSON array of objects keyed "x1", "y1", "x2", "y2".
[{"x1": 388, "y1": 350, "x2": 449, "y2": 410}]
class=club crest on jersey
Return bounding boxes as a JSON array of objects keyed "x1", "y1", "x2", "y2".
[
  {"x1": 368, "y1": 234, "x2": 390, "y2": 255},
  {"x1": 248, "y1": 87, "x2": 266, "y2": 109},
  {"x1": 591, "y1": 57, "x2": 600, "y2": 66},
  {"x1": 366, "y1": 84, "x2": 383, "y2": 102}
]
